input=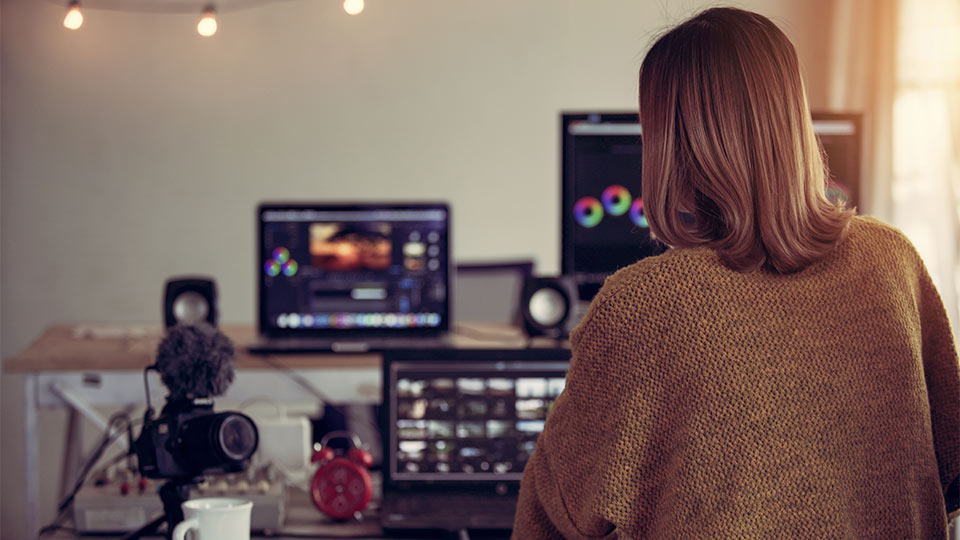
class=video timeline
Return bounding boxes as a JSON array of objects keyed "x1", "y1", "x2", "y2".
[
  {"x1": 393, "y1": 374, "x2": 566, "y2": 478},
  {"x1": 276, "y1": 312, "x2": 442, "y2": 329}
]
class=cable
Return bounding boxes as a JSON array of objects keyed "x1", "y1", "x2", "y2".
[
  {"x1": 38, "y1": 412, "x2": 136, "y2": 537},
  {"x1": 95, "y1": 449, "x2": 136, "y2": 475},
  {"x1": 143, "y1": 367, "x2": 155, "y2": 418},
  {"x1": 252, "y1": 353, "x2": 381, "y2": 437},
  {"x1": 58, "y1": 416, "x2": 130, "y2": 510},
  {"x1": 252, "y1": 354, "x2": 333, "y2": 402}
]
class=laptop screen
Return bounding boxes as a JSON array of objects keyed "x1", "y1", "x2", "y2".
[
  {"x1": 258, "y1": 203, "x2": 451, "y2": 337},
  {"x1": 384, "y1": 351, "x2": 570, "y2": 483}
]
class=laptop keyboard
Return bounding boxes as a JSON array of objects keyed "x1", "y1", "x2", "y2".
[{"x1": 249, "y1": 334, "x2": 454, "y2": 354}]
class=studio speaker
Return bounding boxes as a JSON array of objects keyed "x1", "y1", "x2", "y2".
[
  {"x1": 164, "y1": 276, "x2": 218, "y2": 328},
  {"x1": 520, "y1": 276, "x2": 578, "y2": 338}
]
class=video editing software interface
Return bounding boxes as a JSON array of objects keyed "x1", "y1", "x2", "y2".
[
  {"x1": 389, "y1": 360, "x2": 569, "y2": 482},
  {"x1": 562, "y1": 112, "x2": 666, "y2": 300},
  {"x1": 260, "y1": 206, "x2": 449, "y2": 334},
  {"x1": 562, "y1": 112, "x2": 861, "y2": 300}
]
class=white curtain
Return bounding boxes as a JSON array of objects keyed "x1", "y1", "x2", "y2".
[
  {"x1": 826, "y1": 0, "x2": 897, "y2": 218},
  {"x1": 891, "y1": 0, "x2": 960, "y2": 339},
  {"x1": 829, "y1": 0, "x2": 960, "y2": 339}
]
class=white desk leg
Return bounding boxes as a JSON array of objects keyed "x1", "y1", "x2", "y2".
[{"x1": 25, "y1": 373, "x2": 38, "y2": 540}]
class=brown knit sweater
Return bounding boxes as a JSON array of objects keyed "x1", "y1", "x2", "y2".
[{"x1": 513, "y1": 216, "x2": 960, "y2": 539}]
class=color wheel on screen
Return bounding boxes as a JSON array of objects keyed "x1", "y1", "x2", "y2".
[
  {"x1": 630, "y1": 198, "x2": 649, "y2": 228},
  {"x1": 602, "y1": 185, "x2": 632, "y2": 216},
  {"x1": 273, "y1": 247, "x2": 290, "y2": 264},
  {"x1": 574, "y1": 197, "x2": 604, "y2": 228},
  {"x1": 265, "y1": 246, "x2": 298, "y2": 277}
]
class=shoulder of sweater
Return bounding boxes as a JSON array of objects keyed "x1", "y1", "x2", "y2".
[
  {"x1": 848, "y1": 215, "x2": 915, "y2": 252},
  {"x1": 589, "y1": 216, "x2": 920, "y2": 310},
  {"x1": 569, "y1": 247, "x2": 717, "y2": 346},
  {"x1": 588, "y1": 246, "x2": 718, "y2": 314},
  {"x1": 845, "y1": 215, "x2": 927, "y2": 271},
  {"x1": 575, "y1": 216, "x2": 923, "y2": 331}
]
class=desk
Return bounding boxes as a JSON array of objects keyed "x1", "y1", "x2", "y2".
[
  {"x1": 4, "y1": 323, "x2": 545, "y2": 539},
  {"x1": 41, "y1": 486, "x2": 514, "y2": 540}
]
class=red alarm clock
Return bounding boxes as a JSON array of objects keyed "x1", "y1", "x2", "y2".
[{"x1": 310, "y1": 431, "x2": 374, "y2": 520}]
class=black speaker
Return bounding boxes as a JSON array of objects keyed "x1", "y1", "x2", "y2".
[
  {"x1": 164, "y1": 276, "x2": 218, "y2": 329},
  {"x1": 520, "y1": 276, "x2": 577, "y2": 338}
]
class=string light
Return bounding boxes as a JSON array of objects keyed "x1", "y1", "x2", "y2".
[
  {"x1": 197, "y1": 5, "x2": 217, "y2": 37},
  {"x1": 343, "y1": 0, "x2": 364, "y2": 16},
  {"x1": 63, "y1": 0, "x2": 83, "y2": 29},
  {"x1": 54, "y1": 0, "x2": 365, "y2": 33}
]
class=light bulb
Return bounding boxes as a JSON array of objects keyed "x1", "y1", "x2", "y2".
[
  {"x1": 197, "y1": 6, "x2": 217, "y2": 37},
  {"x1": 343, "y1": 0, "x2": 364, "y2": 15},
  {"x1": 63, "y1": 1, "x2": 83, "y2": 30}
]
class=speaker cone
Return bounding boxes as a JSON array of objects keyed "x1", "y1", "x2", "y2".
[
  {"x1": 520, "y1": 277, "x2": 574, "y2": 337},
  {"x1": 164, "y1": 276, "x2": 218, "y2": 328},
  {"x1": 528, "y1": 288, "x2": 567, "y2": 327},
  {"x1": 172, "y1": 291, "x2": 210, "y2": 325}
]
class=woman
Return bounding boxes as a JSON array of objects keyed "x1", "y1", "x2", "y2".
[{"x1": 514, "y1": 7, "x2": 959, "y2": 539}]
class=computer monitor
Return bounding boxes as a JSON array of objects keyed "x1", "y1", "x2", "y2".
[
  {"x1": 257, "y1": 202, "x2": 451, "y2": 338},
  {"x1": 560, "y1": 112, "x2": 663, "y2": 300},
  {"x1": 383, "y1": 349, "x2": 571, "y2": 483},
  {"x1": 812, "y1": 113, "x2": 862, "y2": 209},
  {"x1": 560, "y1": 111, "x2": 862, "y2": 300}
]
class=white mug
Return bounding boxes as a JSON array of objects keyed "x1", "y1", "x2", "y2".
[{"x1": 172, "y1": 497, "x2": 253, "y2": 540}]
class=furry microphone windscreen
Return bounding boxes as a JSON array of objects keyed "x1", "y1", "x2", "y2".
[{"x1": 155, "y1": 323, "x2": 236, "y2": 399}]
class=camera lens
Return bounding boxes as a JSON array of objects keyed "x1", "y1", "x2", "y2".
[
  {"x1": 218, "y1": 414, "x2": 258, "y2": 461},
  {"x1": 174, "y1": 411, "x2": 259, "y2": 475}
]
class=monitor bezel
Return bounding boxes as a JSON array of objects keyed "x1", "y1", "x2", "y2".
[
  {"x1": 810, "y1": 111, "x2": 863, "y2": 210},
  {"x1": 257, "y1": 201, "x2": 452, "y2": 339},
  {"x1": 381, "y1": 348, "x2": 571, "y2": 489}
]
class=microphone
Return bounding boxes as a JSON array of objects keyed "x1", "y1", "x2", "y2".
[{"x1": 154, "y1": 323, "x2": 235, "y2": 400}]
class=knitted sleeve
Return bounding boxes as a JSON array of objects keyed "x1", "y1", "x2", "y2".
[
  {"x1": 512, "y1": 297, "x2": 633, "y2": 539},
  {"x1": 915, "y1": 258, "x2": 960, "y2": 514}
]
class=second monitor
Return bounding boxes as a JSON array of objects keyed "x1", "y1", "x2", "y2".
[{"x1": 561, "y1": 111, "x2": 862, "y2": 301}]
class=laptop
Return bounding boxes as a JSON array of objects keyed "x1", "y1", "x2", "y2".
[
  {"x1": 380, "y1": 348, "x2": 571, "y2": 532},
  {"x1": 250, "y1": 202, "x2": 454, "y2": 353}
]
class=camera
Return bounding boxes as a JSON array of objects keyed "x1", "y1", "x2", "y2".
[
  {"x1": 134, "y1": 323, "x2": 258, "y2": 481},
  {"x1": 135, "y1": 396, "x2": 259, "y2": 480},
  {"x1": 122, "y1": 323, "x2": 260, "y2": 539}
]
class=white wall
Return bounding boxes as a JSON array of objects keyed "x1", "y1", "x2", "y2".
[
  {"x1": 0, "y1": 0, "x2": 833, "y2": 360},
  {"x1": 0, "y1": 0, "x2": 832, "y2": 537}
]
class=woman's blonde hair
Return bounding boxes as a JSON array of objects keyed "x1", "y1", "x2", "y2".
[{"x1": 638, "y1": 7, "x2": 854, "y2": 274}]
